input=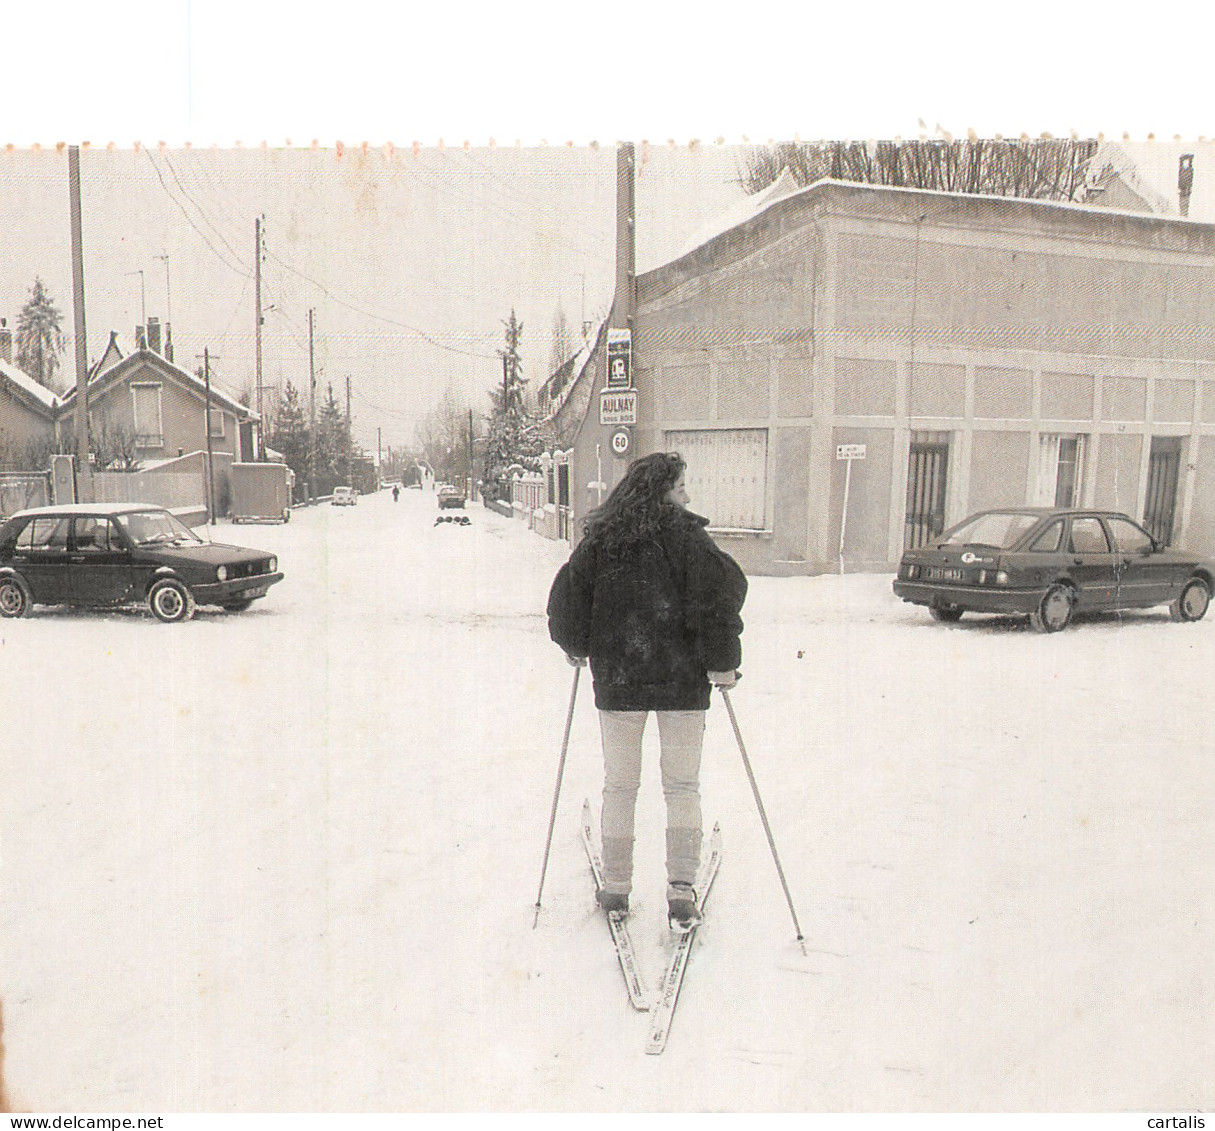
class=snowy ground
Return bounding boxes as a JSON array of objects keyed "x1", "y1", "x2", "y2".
[{"x1": 1, "y1": 488, "x2": 1212, "y2": 1112}]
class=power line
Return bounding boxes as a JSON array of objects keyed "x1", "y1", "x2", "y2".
[{"x1": 144, "y1": 149, "x2": 251, "y2": 279}]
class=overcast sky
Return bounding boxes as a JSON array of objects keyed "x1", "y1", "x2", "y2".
[{"x1": 0, "y1": 143, "x2": 749, "y2": 453}]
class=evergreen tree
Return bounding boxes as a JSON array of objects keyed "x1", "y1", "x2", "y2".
[
  {"x1": 316, "y1": 382, "x2": 347, "y2": 484},
  {"x1": 268, "y1": 380, "x2": 309, "y2": 493},
  {"x1": 16, "y1": 277, "x2": 66, "y2": 390},
  {"x1": 483, "y1": 309, "x2": 552, "y2": 495}
]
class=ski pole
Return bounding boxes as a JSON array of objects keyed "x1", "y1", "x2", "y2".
[
  {"x1": 720, "y1": 687, "x2": 805, "y2": 945},
  {"x1": 532, "y1": 664, "x2": 581, "y2": 928}
]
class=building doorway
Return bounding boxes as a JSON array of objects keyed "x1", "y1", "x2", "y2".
[
  {"x1": 904, "y1": 434, "x2": 950, "y2": 549},
  {"x1": 1143, "y1": 437, "x2": 1182, "y2": 546}
]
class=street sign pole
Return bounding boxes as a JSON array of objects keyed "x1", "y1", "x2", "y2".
[
  {"x1": 838, "y1": 455, "x2": 852, "y2": 576},
  {"x1": 835, "y1": 444, "x2": 866, "y2": 576}
]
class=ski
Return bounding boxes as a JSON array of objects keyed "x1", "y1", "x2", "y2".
[
  {"x1": 580, "y1": 799, "x2": 650, "y2": 1011},
  {"x1": 645, "y1": 821, "x2": 722, "y2": 1055}
]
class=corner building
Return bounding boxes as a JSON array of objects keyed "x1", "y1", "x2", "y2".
[{"x1": 575, "y1": 179, "x2": 1215, "y2": 574}]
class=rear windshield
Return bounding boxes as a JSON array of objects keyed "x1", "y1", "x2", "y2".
[{"x1": 939, "y1": 512, "x2": 1041, "y2": 550}]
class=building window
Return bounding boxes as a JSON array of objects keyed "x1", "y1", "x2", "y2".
[
  {"x1": 208, "y1": 408, "x2": 225, "y2": 439},
  {"x1": 1035, "y1": 433, "x2": 1086, "y2": 508},
  {"x1": 665, "y1": 428, "x2": 768, "y2": 530},
  {"x1": 131, "y1": 383, "x2": 164, "y2": 448}
]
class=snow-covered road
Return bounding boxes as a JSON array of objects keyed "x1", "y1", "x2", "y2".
[{"x1": 1, "y1": 489, "x2": 1211, "y2": 1111}]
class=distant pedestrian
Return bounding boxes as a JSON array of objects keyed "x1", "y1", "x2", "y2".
[
  {"x1": 392, "y1": 485, "x2": 400, "y2": 502},
  {"x1": 546, "y1": 451, "x2": 746, "y2": 930}
]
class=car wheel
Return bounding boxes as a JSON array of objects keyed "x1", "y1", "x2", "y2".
[
  {"x1": 0, "y1": 575, "x2": 31, "y2": 618},
  {"x1": 149, "y1": 578, "x2": 196, "y2": 623},
  {"x1": 1169, "y1": 577, "x2": 1211, "y2": 622},
  {"x1": 223, "y1": 598, "x2": 255, "y2": 612},
  {"x1": 1030, "y1": 583, "x2": 1073, "y2": 633},
  {"x1": 929, "y1": 603, "x2": 964, "y2": 623}
]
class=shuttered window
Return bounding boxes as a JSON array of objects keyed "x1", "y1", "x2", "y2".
[
  {"x1": 665, "y1": 428, "x2": 768, "y2": 530},
  {"x1": 131, "y1": 383, "x2": 163, "y2": 448}
]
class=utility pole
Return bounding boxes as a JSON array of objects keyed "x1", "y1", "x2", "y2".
[
  {"x1": 254, "y1": 216, "x2": 264, "y2": 459},
  {"x1": 345, "y1": 374, "x2": 352, "y2": 487},
  {"x1": 68, "y1": 146, "x2": 89, "y2": 483},
  {"x1": 467, "y1": 408, "x2": 474, "y2": 499},
  {"x1": 198, "y1": 349, "x2": 218, "y2": 524},
  {"x1": 308, "y1": 307, "x2": 316, "y2": 502}
]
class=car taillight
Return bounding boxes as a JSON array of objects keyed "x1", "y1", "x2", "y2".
[
  {"x1": 978, "y1": 569, "x2": 1011, "y2": 585},
  {"x1": 904, "y1": 563, "x2": 920, "y2": 580},
  {"x1": 268, "y1": 556, "x2": 277, "y2": 573}
]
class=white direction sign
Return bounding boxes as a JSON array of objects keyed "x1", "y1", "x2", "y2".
[{"x1": 836, "y1": 443, "x2": 867, "y2": 460}]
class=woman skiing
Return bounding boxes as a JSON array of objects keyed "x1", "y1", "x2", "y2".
[{"x1": 547, "y1": 451, "x2": 747, "y2": 930}]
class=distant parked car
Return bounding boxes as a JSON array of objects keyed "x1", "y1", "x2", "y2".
[
  {"x1": 438, "y1": 485, "x2": 466, "y2": 509},
  {"x1": 893, "y1": 507, "x2": 1215, "y2": 633},
  {"x1": 332, "y1": 486, "x2": 358, "y2": 506},
  {"x1": 0, "y1": 503, "x2": 284, "y2": 623}
]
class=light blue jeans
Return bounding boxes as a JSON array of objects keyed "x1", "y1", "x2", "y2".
[{"x1": 599, "y1": 709, "x2": 705, "y2": 901}]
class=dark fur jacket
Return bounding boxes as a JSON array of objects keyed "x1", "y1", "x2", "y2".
[{"x1": 547, "y1": 509, "x2": 747, "y2": 711}]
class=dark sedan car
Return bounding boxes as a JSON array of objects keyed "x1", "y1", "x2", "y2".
[
  {"x1": 437, "y1": 485, "x2": 466, "y2": 509},
  {"x1": 0, "y1": 503, "x2": 283, "y2": 623},
  {"x1": 893, "y1": 507, "x2": 1214, "y2": 632}
]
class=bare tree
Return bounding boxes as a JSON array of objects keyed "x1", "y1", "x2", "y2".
[
  {"x1": 89, "y1": 414, "x2": 141, "y2": 472},
  {"x1": 414, "y1": 384, "x2": 474, "y2": 486},
  {"x1": 738, "y1": 138, "x2": 1100, "y2": 202}
]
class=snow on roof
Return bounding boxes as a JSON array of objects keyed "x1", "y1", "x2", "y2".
[
  {"x1": 1084, "y1": 140, "x2": 1177, "y2": 215},
  {"x1": 651, "y1": 171, "x2": 1215, "y2": 274},
  {"x1": 667, "y1": 165, "x2": 806, "y2": 264},
  {"x1": 59, "y1": 343, "x2": 255, "y2": 418},
  {"x1": 0, "y1": 356, "x2": 59, "y2": 412}
]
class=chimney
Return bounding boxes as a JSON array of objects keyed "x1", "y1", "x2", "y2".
[
  {"x1": 136, "y1": 324, "x2": 147, "y2": 350},
  {"x1": 147, "y1": 316, "x2": 161, "y2": 354},
  {"x1": 0, "y1": 318, "x2": 10, "y2": 364},
  {"x1": 1179, "y1": 153, "x2": 1195, "y2": 217},
  {"x1": 164, "y1": 322, "x2": 174, "y2": 363}
]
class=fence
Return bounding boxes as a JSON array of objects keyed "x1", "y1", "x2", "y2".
[{"x1": 0, "y1": 472, "x2": 51, "y2": 519}]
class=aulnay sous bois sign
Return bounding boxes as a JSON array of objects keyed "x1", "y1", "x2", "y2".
[{"x1": 600, "y1": 389, "x2": 637, "y2": 425}]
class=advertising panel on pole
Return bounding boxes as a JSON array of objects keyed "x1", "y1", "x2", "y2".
[{"x1": 606, "y1": 327, "x2": 632, "y2": 389}]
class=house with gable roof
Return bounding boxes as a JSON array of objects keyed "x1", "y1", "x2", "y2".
[{"x1": 55, "y1": 334, "x2": 259, "y2": 516}]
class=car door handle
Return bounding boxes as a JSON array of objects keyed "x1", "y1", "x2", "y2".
[
  {"x1": 69, "y1": 555, "x2": 86, "y2": 562},
  {"x1": 1073, "y1": 558, "x2": 1083, "y2": 565}
]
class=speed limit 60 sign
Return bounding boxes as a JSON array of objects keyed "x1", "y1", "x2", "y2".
[{"x1": 610, "y1": 428, "x2": 631, "y2": 457}]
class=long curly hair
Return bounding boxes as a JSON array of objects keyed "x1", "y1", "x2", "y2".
[{"x1": 583, "y1": 451, "x2": 687, "y2": 557}]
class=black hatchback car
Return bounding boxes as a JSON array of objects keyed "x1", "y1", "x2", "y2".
[
  {"x1": 0, "y1": 503, "x2": 283, "y2": 622},
  {"x1": 893, "y1": 507, "x2": 1215, "y2": 632}
]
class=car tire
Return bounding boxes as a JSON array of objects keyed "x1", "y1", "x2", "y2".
[
  {"x1": 0, "y1": 575, "x2": 31, "y2": 618},
  {"x1": 1030, "y1": 583, "x2": 1074, "y2": 633},
  {"x1": 929, "y1": 603, "x2": 964, "y2": 623},
  {"x1": 223, "y1": 598, "x2": 256, "y2": 612},
  {"x1": 1169, "y1": 577, "x2": 1211, "y2": 623},
  {"x1": 149, "y1": 578, "x2": 196, "y2": 623}
]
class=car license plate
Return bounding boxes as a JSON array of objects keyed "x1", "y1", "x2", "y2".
[
  {"x1": 926, "y1": 567, "x2": 964, "y2": 582},
  {"x1": 243, "y1": 584, "x2": 269, "y2": 598}
]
